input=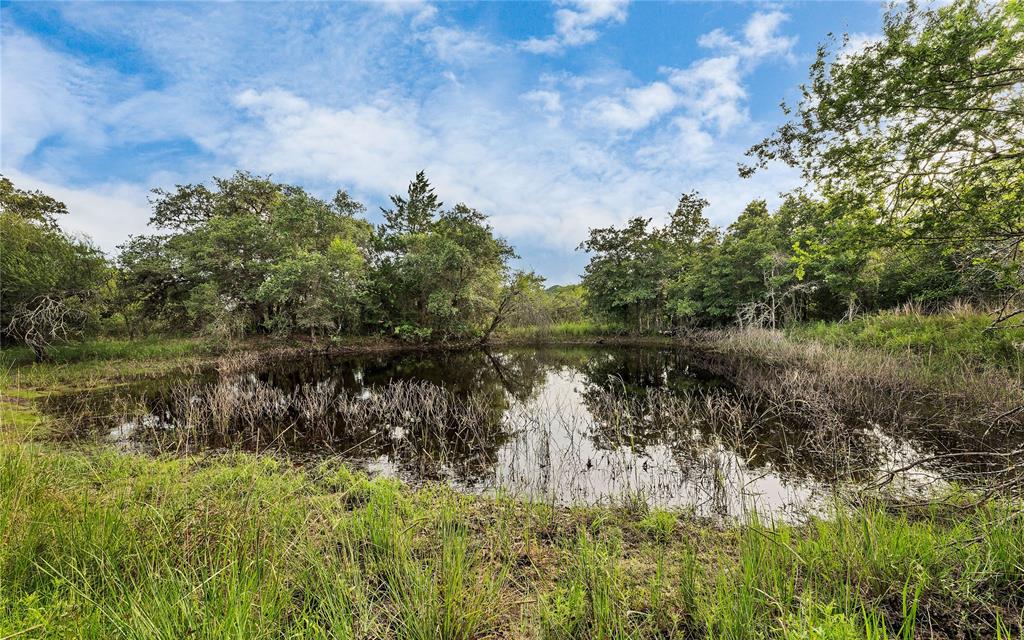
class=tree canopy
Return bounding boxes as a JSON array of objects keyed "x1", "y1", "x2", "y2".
[
  {"x1": 743, "y1": 0, "x2": 1024, "y2": 326},
  {"x1": 111, "y1": 171, "x2": 525, "y2": 342}
]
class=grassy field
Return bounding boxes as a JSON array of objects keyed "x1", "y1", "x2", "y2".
[
  {"x1": 1, "y1": 319, "x2": 1022, "y2": 638},
  {"x1": 789, "y1": 308, "x2": 1024, "y2": 377},
  {"x1": 3, "y1": 435, "x2": 1021, "y2": 638}
]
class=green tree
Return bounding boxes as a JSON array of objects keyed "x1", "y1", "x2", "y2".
[
  {"x1": 579, "y1": 192, "x2": 716, "y2": 332},
  {"x1": 744, "y1": 0, "x2": 1024, "y2": 325},
  {"x1": 115, "y1": 235, "x2": 191, "y2": 333},
  {"x1": 660, "y1": 192, "x2": 718, "y2": 326},
  {"x1": 256, "y1": 239, "x2": 366, "y2": 338},
  {"x1": 121, "y1": 172, "x2": 373, "y2": 337},
  {"x1": 578, "y1": 216, "x2": 663, "y2": 330},
  {"x1": 697, "y1": 200, "x2": 802, "y2": 326},
  {"x1": 479, "y1": 270, "x2": 545, "y2": 343},
  {"x1": 373, "y1": 174, "x2": 516, "y2": 340},
  {"x1": 380, "y1": 170, "x2": 442, "y2": 238},
  {"x1": 0, "y1": 176, "x2": 109, "y2": 359}
]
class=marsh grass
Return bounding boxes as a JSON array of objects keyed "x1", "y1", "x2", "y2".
[
  {"x1": 0, "y1": 444, "x2": 514, "y2": 639},
  {"x1": 0, "y1": 336, "x2": 214, "y2": 368},
  {"x1": 123, "y1": 377, "x2": 504, "y2": 471},
  {"x1": 1, "y1": 434, "x2": 1022, "y2": 638},
  {"x1": 497, "y1": 320, "x2": 625, "y2": 342},
  {"x1": 695, "y1": 327, "x2": 1024, "y2": 463},
  {"x1": 789, "y1": 308, "x2": 1024, "y2": 377}
]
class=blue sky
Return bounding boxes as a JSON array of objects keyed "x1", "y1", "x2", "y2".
[{"x1": 1, "y1": 0, "x2": 884, "y2": 283}]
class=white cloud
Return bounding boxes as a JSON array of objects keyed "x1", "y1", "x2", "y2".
[
  {"x1": 587, "y1": 81, "x2": 678, "y2": 131},
  {"x1": 378, "y1": 0, "x2": 438, "y2": 26},
  {"x1": 698, "y1": 10, "x2": 796, "y2": 61},
  {"x1": 635, "y1": 116, "x2": 715, "y2": 169},
  {"x1": 0, "y1": 31, "x2": 108, "y2": 166},
  {"x1": 3, "y1": 170, "x2": 152, "y2": 255},
  {"x1": 520, "y1": 0, "x2": 629, "y2": 54},
  {"x1": 580, "y1": 9, "x2": 795, "y2": 136},
  {"x1": 522, "y1": 90, "x2": 564, "y2": 114},
  {"x1": 837, "y1": 32, "x2": 882, "y2": 63},
  {"x1": 673, "y1": 10, "x2": 796, "y2": 131},
  {"x1": 667, "y1": 55, "x2": 747, "y2": 131},
  {"x1": 553, "y1": 0, "x2": 628, "y2": 45},
  {"x1": 419, "y1": 26, "x2": 500, "y2": 64},
  {"x1": 230, "y1": 89, "x2": 431, "y2": 195},
  {"x1": 226, "y1": 86, "x2": 665, "y2": 247},
  {"x1": 743, "y1": 11, "x2": 797, "y2": 60},
  {"x1": 520, "y1": 37, "x2": 563, "y2": 55},
  {"x1": 224, "y1": 82, "x2": 802, "y2": 275}
]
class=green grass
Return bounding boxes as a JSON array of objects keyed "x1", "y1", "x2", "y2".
[
  {"x1": 497, "y1": 320, "x2": 625, "y2": 342},
  {"x1": 0, "y1": 336, "x2": 216, "y2": 368},
  {"x1": 1, "y1": 426, "x2": 1020, "y2": 638},
  {"x1": 790, "y1": 309, "x2": 1024, "y2": 375},
  {"x1": 0, "y1": 336, "x2": 222, "y2": 394}
]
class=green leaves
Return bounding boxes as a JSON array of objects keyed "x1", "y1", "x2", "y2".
[
  {"x1": 1, "y1": 177, "x2": 108, "y2": 356},
  {"x1": 373, "y1": 174, "x2": 515, "y2": 341},
  {"x1": 579, "y1": 193, "x2": 722, "y2": 329},
  {"x1": 745, "y1": 0, "x2": 1024, "y2": 326},
  {"x1": 120, "y1": 172, "x2": 375, "y2": 337}
]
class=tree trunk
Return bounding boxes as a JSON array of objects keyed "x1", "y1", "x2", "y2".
[{"x1": 31, "y1": 342, "x2": 50, "y2": 363}]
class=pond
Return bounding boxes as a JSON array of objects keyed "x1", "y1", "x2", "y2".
[{"x1": 44, "y1": 345, "x2": 1024, "y2": 520}]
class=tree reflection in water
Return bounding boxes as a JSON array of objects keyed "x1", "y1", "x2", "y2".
[{"x1": 46, "y1": 345, "x2": 1024, "y2": 520}]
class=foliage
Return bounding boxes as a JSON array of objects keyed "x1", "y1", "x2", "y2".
[
  {"x1": 0, "y1": 176, "x2": 110, "y2": 359},
  {"x1": 579, "y1": 192, "x2": 716, "y2": 331},
  {"x1": 118, "y1": 171, "x2": 374, "y2": 337},
  {"x1": 1, "y1": 432, "x2": 1020, "y2": 638},
  {"x1": 577, "y1": 0, "x2": 1021, "y2": 332},
  {"x1": 1, "y1": 172, "x2": 531, "y2": 346},
  {"x1": 743, "y1": 0, "x2": 1024, "y2": 327},
  {"x1": 257, "y1": 240, "x2": 365, "y2": 337},
  {"x1": 576, "y1": 188, "x2": 994, "y2": 329},
  {"x1": 791, "y1": 306, "x2": 1024, "y2": 374},
  {"x1": 372, "y1": 172, "x2": 518, "y2": 341},
  {"x1": 500, "y1": 282, "x2": 587, "y2": 329}
]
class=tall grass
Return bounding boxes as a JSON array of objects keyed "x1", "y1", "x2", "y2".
[
  {"x1": 0, "y1": 445, "x2": 514, "y2": 639},
  {"x1": 497, "y1": 320, "x2": 625, "y2": 342},
  {"x1": 1, "y1": 437, "x2": 1021, "y2": 638},
  {"x1": 0, "y1": 336, "x2": 214, "y2": 368},
  {"x1": 790, "y1": 307, "x2": 1024, "y2": 376},
  {"x1": 699, "y1": 325, "x2": 1024, "y2": 439}
]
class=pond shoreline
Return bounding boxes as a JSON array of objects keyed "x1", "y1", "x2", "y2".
[{"x1": 2, "y1": 326, "x2": 1023, "y2": 638}]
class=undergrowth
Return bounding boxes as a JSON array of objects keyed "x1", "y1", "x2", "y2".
[{"x1": 790, "y1": 308, "x2": 1024, "y2": 377}]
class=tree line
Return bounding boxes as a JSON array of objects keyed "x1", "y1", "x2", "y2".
[
  {"x1": 2, "y1": 0, "x2": 1021, "y2": 358},
  {"x1": 580, "y1": 0, "x2": 1022, "y2": 331},
  {"x1": 2, "y1": 171, "x2": 578, "y2": 359}
]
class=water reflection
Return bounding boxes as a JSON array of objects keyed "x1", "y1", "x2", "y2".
[{"x1": 44, "y1": 346, "x2": 1024, "y2": 520}]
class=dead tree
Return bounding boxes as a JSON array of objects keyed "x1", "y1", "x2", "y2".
[{"x1": 6, "y1": 295, "x2": 82, "y2": 362}]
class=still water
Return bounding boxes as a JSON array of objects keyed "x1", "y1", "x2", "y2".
[{"x1": 45, "y1": 346, "x2": 1021, "y2": 520}]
